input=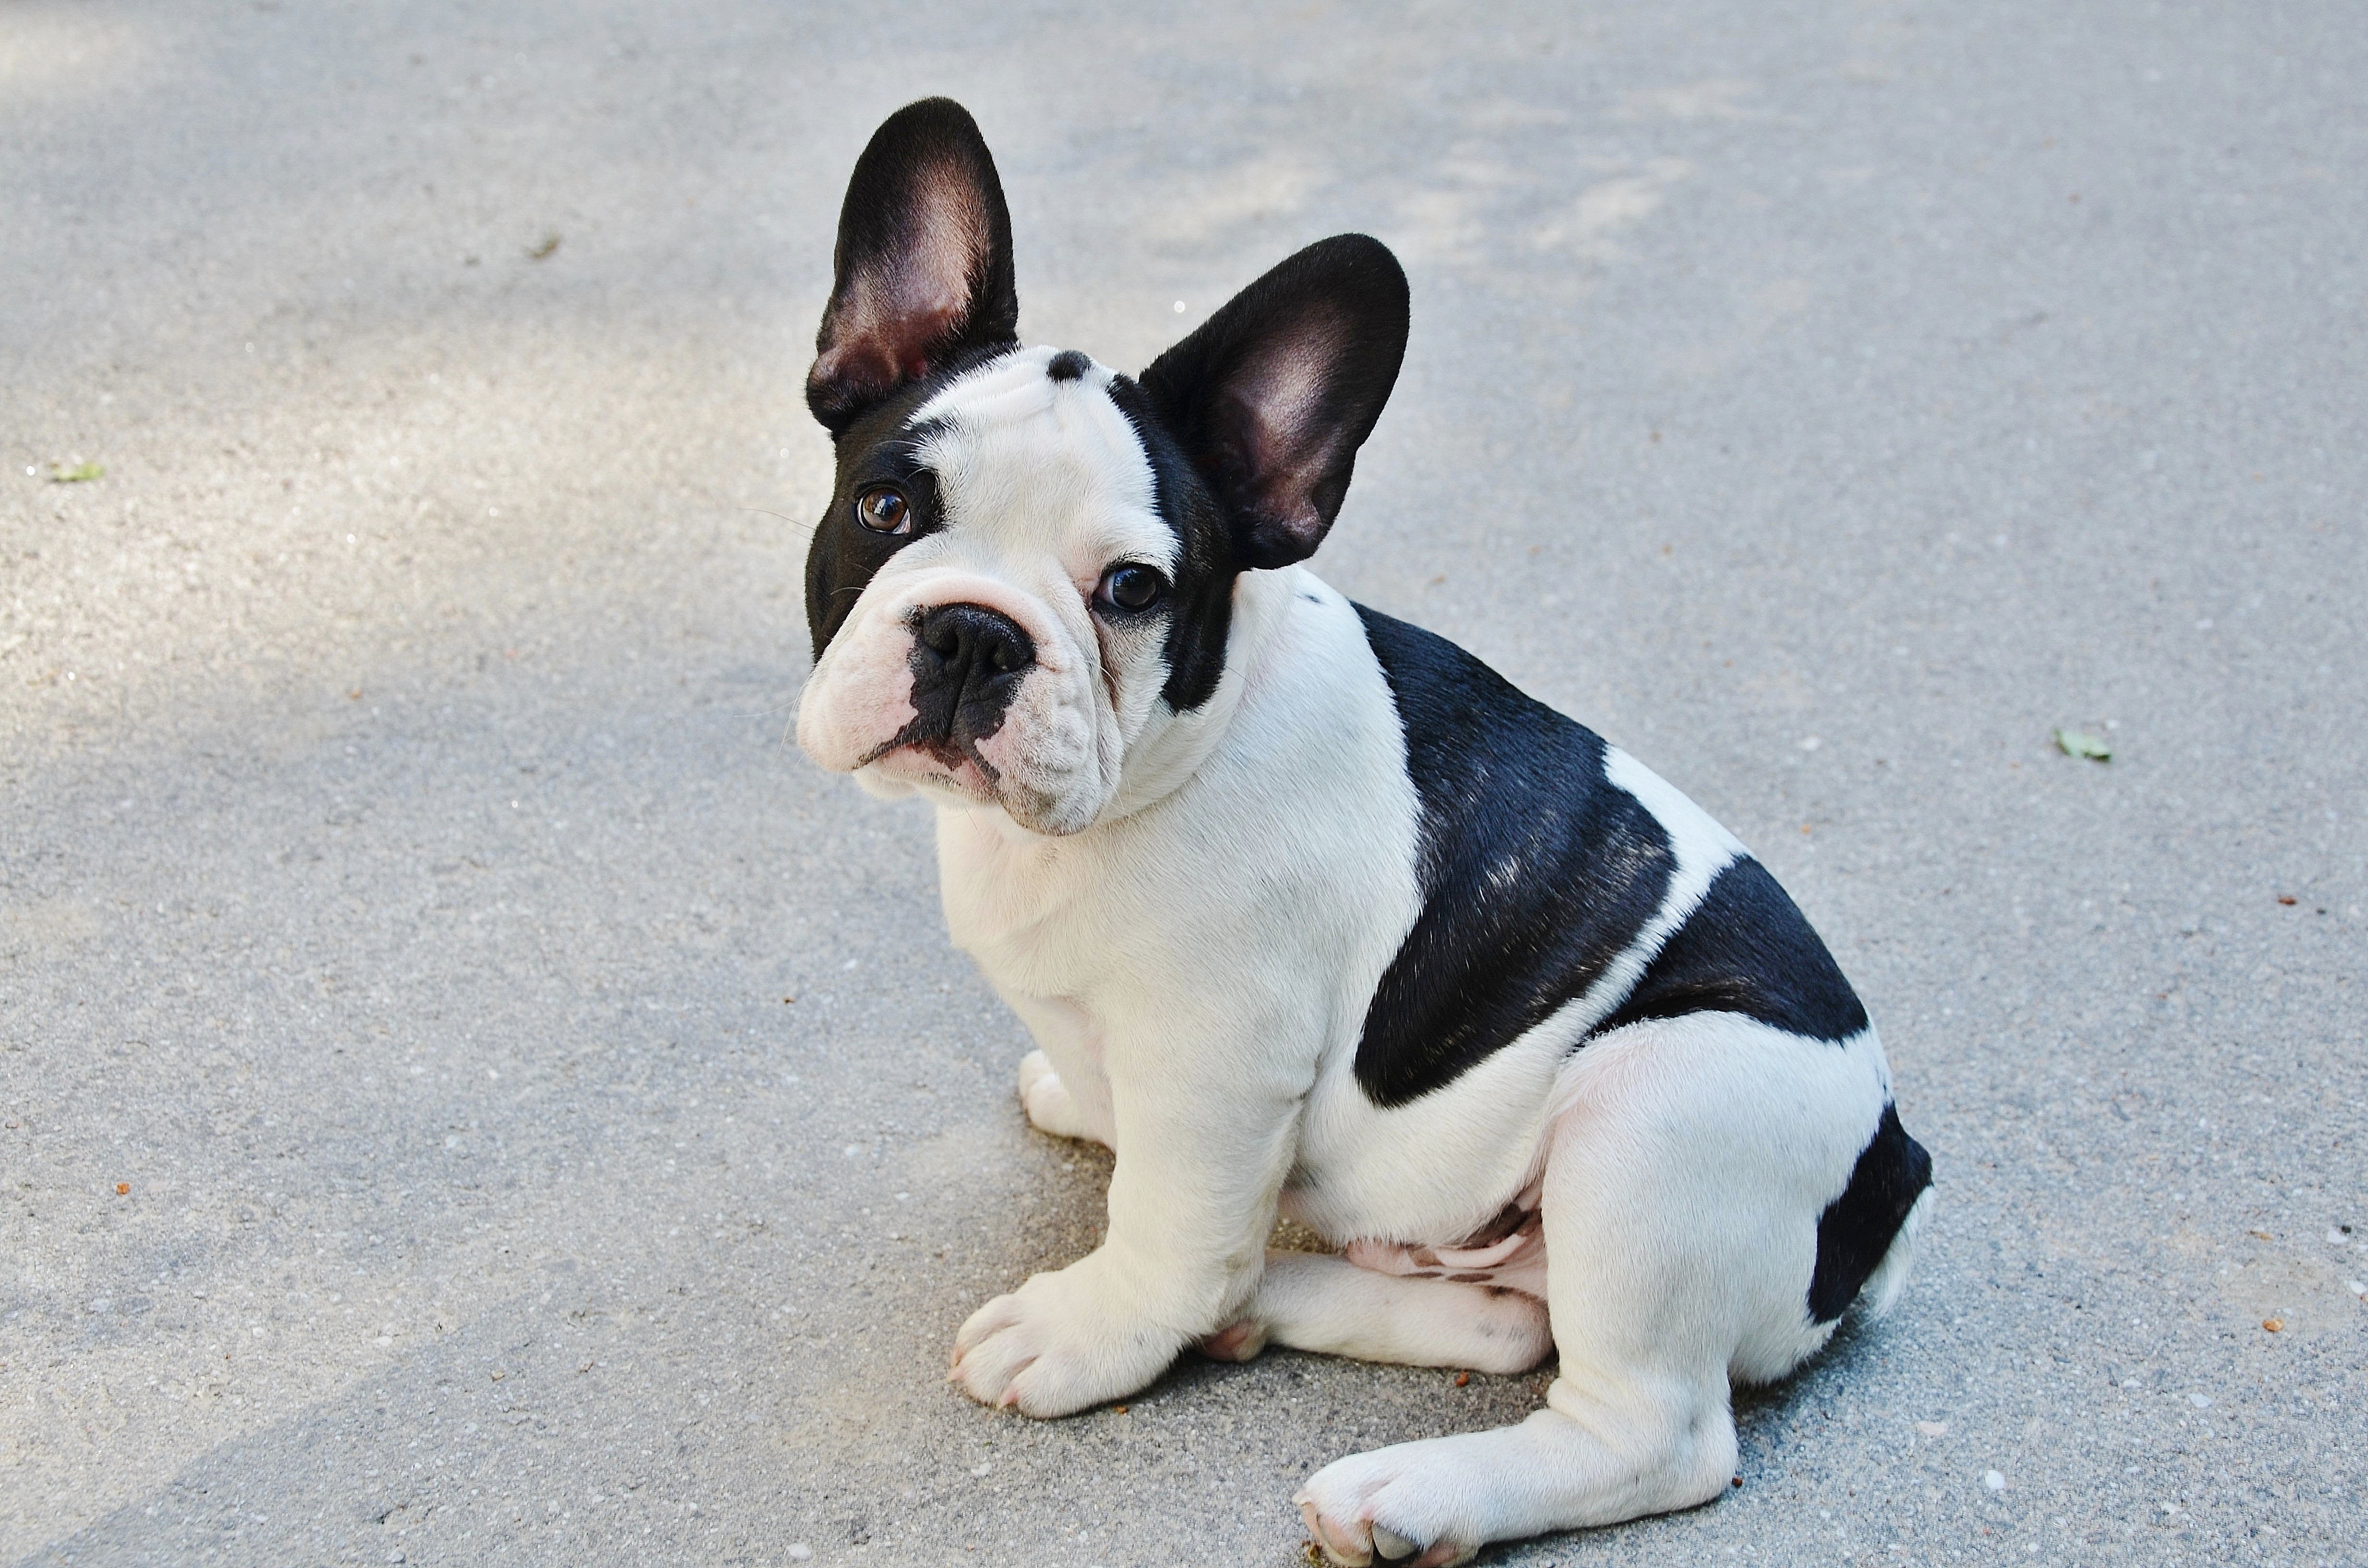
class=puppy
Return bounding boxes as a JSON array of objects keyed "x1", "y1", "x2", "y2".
[{"x1": 795, "y1": 98, "x2": 1933, "y2": 1566}]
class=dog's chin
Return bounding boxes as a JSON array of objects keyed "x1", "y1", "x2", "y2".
[{"x1": 858, "y1": 744, "x2": 1104, "y2": 837}]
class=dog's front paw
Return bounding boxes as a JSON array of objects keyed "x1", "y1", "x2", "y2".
[
  {"x1": 950, "y1": 1257, "x2": 1183, "y2": 1417},
  {"x1": 1016, "y1": 1050, "x2": 1093, "y2": 1140}
]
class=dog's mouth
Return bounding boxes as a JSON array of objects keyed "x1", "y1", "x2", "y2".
[
  {"x1": 857, "y1": 710, "x2": 1004, "y2": 805},
  {"x1": 860, "y1": 726, "x2": 1003, "y2": 798}
]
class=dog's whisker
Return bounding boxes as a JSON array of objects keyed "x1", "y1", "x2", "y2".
[
  {"x1": 744, "y1": 505, "x2": 819, "y2": 542},
  {"x1": 716, "y1": 693, "x2": 804, "y2": 720}
]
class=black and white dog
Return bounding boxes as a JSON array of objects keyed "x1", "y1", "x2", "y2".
[{"x1": 795, "y1": 98, "x2": 1933, "y2": 1567}]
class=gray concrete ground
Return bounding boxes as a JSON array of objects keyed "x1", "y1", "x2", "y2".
[{"x1": 3, "y1": 2, "x2": 2363, "y2": 1564}]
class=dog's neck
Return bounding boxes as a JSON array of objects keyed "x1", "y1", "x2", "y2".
[{"x1": 937, "y1": 564, "x2": 1304, "y2": 844}]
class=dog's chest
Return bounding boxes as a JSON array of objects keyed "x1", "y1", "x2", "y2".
[
  {"x1": 934, "y1": 579, "x2": 1416, "y2": 1004},
  {"x1": 934, "y1": 812, "x2": 1110, "y2": 998}
]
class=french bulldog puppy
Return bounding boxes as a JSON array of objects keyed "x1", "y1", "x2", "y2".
[{"x1": 795, "y1": 97, "x2": 1932, "y2": 1567}]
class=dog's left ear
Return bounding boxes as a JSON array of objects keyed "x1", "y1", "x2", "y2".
[
  {"x1": 806, "y1": 98, "x2": 1020, "y2": 434},
  {"x1": 1138, "y1": 234, "x2": 1409, "y2": 569}
]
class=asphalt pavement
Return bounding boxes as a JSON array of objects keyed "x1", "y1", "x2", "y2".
[{"x1": 3, "y1": 2, "x2": 2363, "y2": 1564}]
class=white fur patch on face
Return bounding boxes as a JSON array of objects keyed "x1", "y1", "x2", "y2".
[
  {"x1": 794, "y1": 598, "x2": 919, "y2": 772},
  {"x1": 796, "y1": 346, "x2": 1184, "y2": 835}
]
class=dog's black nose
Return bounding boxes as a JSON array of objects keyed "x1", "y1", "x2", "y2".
[
  {"x1": 919, "y1": 602, "x2": 1034, "y2": 678},
  {"x1": 909, "y1": 603, "x2": 1037, "y2": 742}
]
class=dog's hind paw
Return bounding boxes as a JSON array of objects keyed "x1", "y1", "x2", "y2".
[
  {"x1": 1195, "y1": 1316, "x2": 1269, "y2": 1362},
  {"x1": 1295, "y1": 1458, "x2": 1478, "y2": 1568}
]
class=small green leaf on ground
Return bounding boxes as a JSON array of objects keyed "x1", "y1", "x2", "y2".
[
  {"x1": 49, "y1": 462, "x2": 103, "y2": 483},
  {"x1": 526, "y1": 232, "x2": 561, "y2": 261},
  {"x1": 2054, "y1": 727, "x2": 2111, "y2": 761}
]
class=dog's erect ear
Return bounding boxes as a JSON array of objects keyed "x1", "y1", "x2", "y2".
[
  {"x1": 1137, "y1": 234, "x2": 1408, "y2": 570},
  {"x1": 806, "y1": 98, "x2": 1019, "y2": 434}
]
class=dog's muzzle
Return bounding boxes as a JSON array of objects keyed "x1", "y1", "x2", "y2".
[{"x1": 861, "y1": 602, "x2": 1038, "y2": 778}]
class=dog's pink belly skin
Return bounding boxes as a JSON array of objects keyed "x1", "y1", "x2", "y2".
[{"x1": 1340, "y1": 1172, "x2": 1550, "y2": 1298}]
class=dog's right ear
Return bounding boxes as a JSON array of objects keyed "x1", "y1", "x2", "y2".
[{"x1": 806, "y1": 98, "x2": 1019, "y2": 434}]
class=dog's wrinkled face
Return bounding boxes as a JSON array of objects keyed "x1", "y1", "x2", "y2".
[
  {"x1": 794, "y1": 98, "x2": 1409, "y2": 835},
  {"x1": 798, "y1": 346, "x2": 1229, "y2": 834}
]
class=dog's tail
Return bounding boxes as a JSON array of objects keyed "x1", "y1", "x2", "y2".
[{"x1": 1855, "y1": 1184, "x2": 1934, "y2": 1320}]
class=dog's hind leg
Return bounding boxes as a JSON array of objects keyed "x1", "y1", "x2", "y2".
[
  {"x1": 1295, "y1": 1013, "x2": 1907, "y2": 1566},
  {"x1": 1197, "y1": 1250, "x2": 1551, "y2": 1374}
]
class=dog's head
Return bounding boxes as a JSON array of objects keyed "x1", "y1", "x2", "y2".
[{"x1": 795, "y1": 98, "x2": 1408, "y2": 835}]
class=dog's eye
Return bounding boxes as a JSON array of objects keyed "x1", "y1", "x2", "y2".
[
  {"x1": 1097, "y1": 564, "x2": 1167, "y2": 613},
  {"x1": 853, "y1": 485, "x2": 911, "y2": 535}
]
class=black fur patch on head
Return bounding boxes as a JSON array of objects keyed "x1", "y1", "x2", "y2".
[
  {"x1": 1045, "y1": 349, "x2": 1091, "y2": 382},
  {"x1": 1351, "y1": 605, "x2": 1676, "y2": 1107},
  {"x1": 1588, "y1": 858, "x2": 1870, "y2": 1044},
  {"x1": 1807, "y1": 1102, "x2": 1932, "y2": 1323},
  {"x1": 1104, "y1": 373, "x2": 1238, "y2": 712},
  {"x1": 802, "y1": 375, "x2": 971, "y2": 659}
]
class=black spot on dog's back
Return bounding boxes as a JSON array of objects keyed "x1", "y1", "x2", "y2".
[
  {"x1": 1352, "y1": 605, "x2": 1675, "y2": 1107},
  {"x1": 1590, "y1": 858, "x2": 1869, "y2": 1044},
  {"x1": 1807, "y1": 1102, "x2": 1932, "y2": 1323},
  {"x1": 1046, "y1": 349, "x2": 1091, "y2": 382}
]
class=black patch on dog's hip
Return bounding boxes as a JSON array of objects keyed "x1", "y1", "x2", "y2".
[
  {"x1": 1806, "y1": 1102, "x2": 1931, "y2": 1323},
  {"x1": 1351, "y1": 605, "x2": 1675, "y2": 1107},
  {"x1": 1589, "y1": 858, "x2": 1869, "y2": 1045}
]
